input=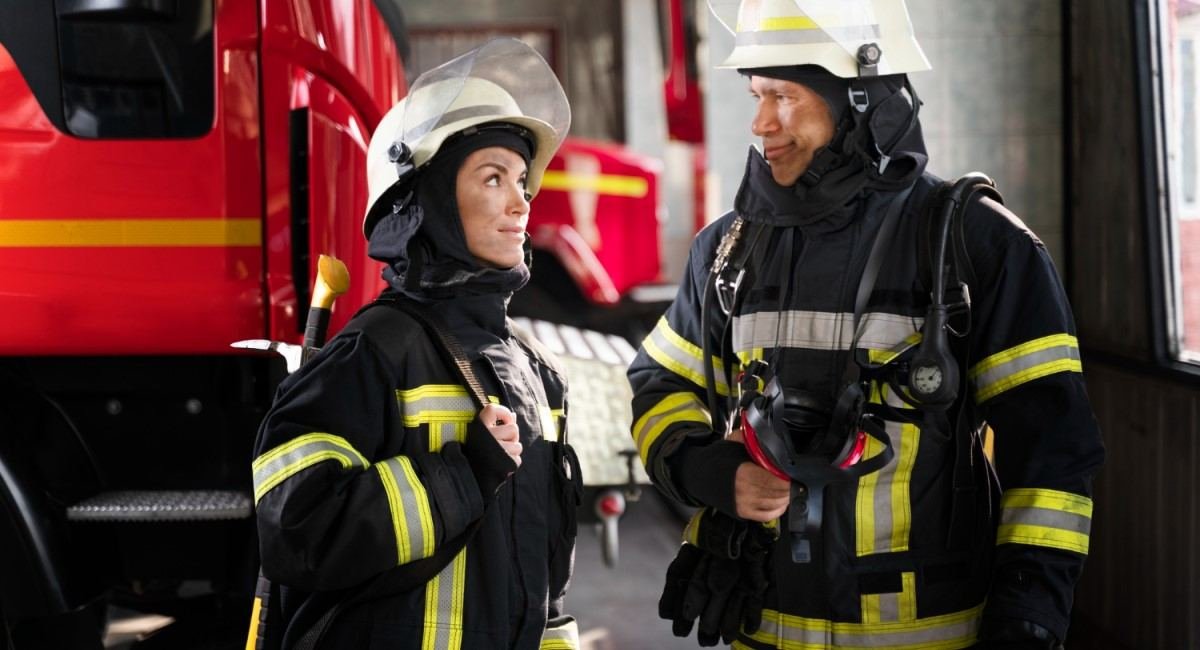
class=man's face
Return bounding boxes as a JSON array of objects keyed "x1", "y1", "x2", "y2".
[{"x1": 748, "y1": 75, "x2": 836, "y2": 187}]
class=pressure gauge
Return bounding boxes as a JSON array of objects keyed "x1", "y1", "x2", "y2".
[{"x1": 911, "y1": 363, "x2": 944, "y2": 396}]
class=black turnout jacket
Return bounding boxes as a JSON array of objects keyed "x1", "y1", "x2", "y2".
[
  {"x1": 253, "y1": 292, "x2": 579, "y2": 649},
  {"x1": 629, "y1": 159, "x2": 1105, "y2": 649}
]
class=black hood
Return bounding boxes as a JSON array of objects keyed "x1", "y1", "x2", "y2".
[
  {"x1": 366, "y1": 128, "x2": 533, "y2": 302},
  {"x1": 734, "y1": 66, "x2": 928, "y2": 227}
]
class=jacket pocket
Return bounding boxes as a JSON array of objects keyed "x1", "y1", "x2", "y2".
[{"x1": 546, "y1": 440, "x2": 582, "y2": 596}]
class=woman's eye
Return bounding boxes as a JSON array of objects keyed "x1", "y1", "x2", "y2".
[{"x1": 484, "y1": 175, "x2": 500, "y2": 187}]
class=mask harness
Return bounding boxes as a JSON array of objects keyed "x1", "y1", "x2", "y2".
[{"x1": 702, "y1": 164, "x2": 1003, "y2": 562}]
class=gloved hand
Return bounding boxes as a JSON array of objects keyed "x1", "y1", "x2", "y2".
[
  {"x1": 658, "y1": 509, "x2": 776, "y2": 646},
  {"x1": 975, "y1": 616, "x2": 1064, "y2": 650}
]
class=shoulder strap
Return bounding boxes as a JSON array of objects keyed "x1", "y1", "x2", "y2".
[{"x1": 353, "y1": 296, "x2": 491, "y2": 410}]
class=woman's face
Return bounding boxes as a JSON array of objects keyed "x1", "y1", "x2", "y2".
[{"x1": 455, "y1": 146, "x2": 531, "y2": 269}]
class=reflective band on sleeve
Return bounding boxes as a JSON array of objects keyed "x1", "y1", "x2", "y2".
[
  {"x1": 422, "y1": 547, "x2": 467, "y2": 650},
  {"x1": 252, "y1": 433, "x2": 368, "y2": 504},
  {"x1": 747, "y1": 604, "x2": 982, "y2": 650},
  {"x1": 376, "y1": 457, "x2": 436, "y2": 564},
  {"x1": 631, "y1": 392, "x2": 711, "y2": 465},
  {"x1": 970, "y1": 334, "x2": 1082, "y2": 402},
  {"x1": 540, "y1": 619, "x2": 580, "y2": 650},
  {"x1": 997, "y1": 488, "x2": 1093, "y2": 555},
  {"x1": 642, "y1": 317, "x2": 730, "y2": 396}
]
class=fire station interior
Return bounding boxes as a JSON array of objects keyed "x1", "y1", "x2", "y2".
[{"x1": 0, "y1": 0, "x2": 1195, "y2": 648}]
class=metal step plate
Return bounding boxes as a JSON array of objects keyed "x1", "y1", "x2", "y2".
[
  {"x1": 67, "y1": 490, "x2": 252, "y2": 522},
  {"x1": 513, "y1": 318, "x2": 650, "y2": 488}
]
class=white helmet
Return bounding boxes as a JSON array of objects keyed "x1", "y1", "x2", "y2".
[
  {"x1": 364, "y1": 38, "x2": 570, "y2": 237},
  {"x1": 709, "y1": 0, "x2": 930, "y2": 78}
]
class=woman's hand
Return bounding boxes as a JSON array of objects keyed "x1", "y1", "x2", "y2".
[{"x1": 479, "y1": 403, "x2": 522, "y2": 468}]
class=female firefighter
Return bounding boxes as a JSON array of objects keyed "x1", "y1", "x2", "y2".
[{"x1": 251, "y1": 39, "x2": 580, "y2": 649}]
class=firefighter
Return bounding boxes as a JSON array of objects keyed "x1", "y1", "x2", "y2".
[
  {"x1": 629, "y1": 1, "x2": 1105, "y2": 648},
  {"x1": 252, "y1": 39, "x2": 580, "y2": 649}
]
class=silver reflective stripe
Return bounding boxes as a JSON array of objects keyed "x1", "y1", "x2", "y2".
[
  {"x1": 755, "y1": 606, "x2": 981, "y2": 648},
  {"x1": 422, "y1": 548, "x2": 467, "y2": 650},
  {"x1": 1001, "y1": 507, "x2": 1092, "y2": 535},
  {"x1": 398, "y1": 388, "x2": 477, "y2": 427},
  {"x1": 877, "y1": 593, "x2": 899, "y2": 622},
  {"x1": 732, "y1": 310, "x2": 919, "y2": 355},
  {"x1": 971, "y1": 335, "x2": 1081, "y2": 402},
  {"x1": 376, "y1": 457, "x2": 434, "y2": 563},
  {"x1": 735, "y1": 24, "x2": 881, "y2": 47},
  {"x1": 632, "y1": 392, "x2": 710, "y2": 462},
  {"x1": 252, "y1": 434, "x2": 367, "y2": 503}
]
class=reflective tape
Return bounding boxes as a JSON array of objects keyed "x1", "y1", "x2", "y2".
[
  {"x1": 376, "y1": 456, "x2": 436, "y2": 564},
  {"x1": 540, "y1": 619, "x2": 580, "y2": 650},
  {"x1": 732, "y1": 310, "x2": 920, "y2": 357},
  {"x1": 396, "y1": 385, "x2": 478, "y2": 428},
  {"x1": 861, "y1": 572, "x2": 917, "y2": 625},
  {"x1": 422, "y1": 547, "x2": 467, "y2": 650},
  {"x1": 970, "y1": 334, "x2": 1082, "y2": 402},
  {"x1": 643, "y1": 317, "x2": 730, "y2": 396},
  {"x1": 856, "y1": 419, "x2": 918, "y2": 556},
  {"x1": 252, "y1": 433, "x2": 368, "y2": 503},
  {"x1": 997, "y1": 488, "x2": 1092, "y2": 555},
  {"x1": 632, "y1": 392, "x2": 711, "y2": 464},
  {"x1": 746, "y1": 603, "x2": 982, "y2": 649}
]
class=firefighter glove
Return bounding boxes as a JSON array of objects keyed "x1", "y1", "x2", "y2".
[{"x1": 658, "y1": 509, "x2": 775, "y2": 646}]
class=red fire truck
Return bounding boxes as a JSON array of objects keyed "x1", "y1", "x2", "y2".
[{"x1": 0, "y1": 0, "x2": 681, "y2": 646}]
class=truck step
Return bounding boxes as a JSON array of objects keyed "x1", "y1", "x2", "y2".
[{"x1": 66, "y1": 490, "x2": 252, "y2": 522}]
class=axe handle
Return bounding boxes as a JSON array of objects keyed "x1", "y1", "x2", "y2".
[{"x1": 301, "y1": 255, "x2": 350, "y2": 362}]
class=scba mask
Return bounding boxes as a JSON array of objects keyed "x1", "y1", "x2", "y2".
[{"x1": 737, "y1": 360, "x2": 894, "y2": 563}]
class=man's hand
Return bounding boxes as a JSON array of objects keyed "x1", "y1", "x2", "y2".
[
  {"x1": 734, "y1": 462, "x2": 789, "y2": 522},
  {"x1": 479, "y1": 404, "x2": 522, "y2": 468}
]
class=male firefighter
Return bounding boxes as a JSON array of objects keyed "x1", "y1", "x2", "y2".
[
  {"x1": 628, "y1": 1, "x2": 1104, "y2": 648},
  {"x1": 252, "y1": 39, "x2": 580, "y2": 648}
]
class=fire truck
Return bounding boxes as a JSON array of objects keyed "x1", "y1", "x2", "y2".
[{"x1": 0, "y1": 0, "x2": 695, "y2": 646}]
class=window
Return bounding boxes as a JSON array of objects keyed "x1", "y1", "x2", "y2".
[{"x1": 1160, "y1": 0, "x2": 1200, "y2": 360}]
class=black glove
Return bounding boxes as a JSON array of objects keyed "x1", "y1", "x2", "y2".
[
  {"x1": 658, "y1": 509, "x2": 775, "y2": 646},
  {"x1": 976, "y1": 616, "x2": 1064, "y2": 650}
]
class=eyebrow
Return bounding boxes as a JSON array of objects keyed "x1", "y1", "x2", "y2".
[{"x1": 473, "y1": 161, "x2": 528, "y2": 176}]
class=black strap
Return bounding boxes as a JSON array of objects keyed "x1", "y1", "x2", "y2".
[
  {"x1": 851, "y1": 185, "x2": 914, "y2": 349},
  {"x1": 373, "y1": 297, "x2": 490, "y2": 410}
]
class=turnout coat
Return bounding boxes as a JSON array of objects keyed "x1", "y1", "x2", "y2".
[
  {"x1": 628, "y1": 165, "x2": 1105, "y2": 649},
  {"x1": 253, "y1": 292, "x2": 579, "y2": 649}
]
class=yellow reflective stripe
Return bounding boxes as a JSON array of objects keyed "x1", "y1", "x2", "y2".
[
  {"x1": 644, "y1": 317, "x2": 730, "y2": 396},
  {"x1": 397, "y1": 385, "x2": 477, "y2": 427},
  {"x1": 855, "y1": 432, "x2": 884, "y2": 557},
  {"x1": 376, "y1": 457, "x2": 435, "y2": 563},
  {"x1": 252, "y1": 433, "x2": 368, "y2": 503},
  {"x1": 861, "y1": 573, "x2": 914, "y2": 625},
  {"x1": 0, "y1": 218, "x2": 262, "y2": 247},
  {"x1": 748, "y1": 603, "x2": 983, "y2": 649},
  {"x1": 1001, "y1": 488, "x2": 1093, "y2": 517},
  {"x1": 244, "y1": 596, "x2": 262, "y2": 650},
  {"x1": 539, "y1": 405, "x2": 559, "y2": 443},
  {"x1": 682, "y1": 509, "x2": 705, "y2": 546},
  {"x1": 970, "y1": 334, "x2": 1082, "y2": 402},
  {"x1": 889, "y1": 423, "x2": 919, "y2": 553},
  {"x1": 540, "y1": 170, "x2": 648, "y2": 198},
  {"x1": 422, "y1": 547, "x2": 467, "y2": 650},
  {"x1": 632, "y1": 392, "x2": 711, "y2": 464},
  {"x1": 540, "y1": 619, "x2": 580, "y2": 649},
  {"x1": 997, "y1": 524, "x2": 1089, "y2": 555},
  {"x1": 757, "y1": 16, "x2": 820, "y2": 30},
  {"x1": 868, "y1": 331, "x2": 923, "y2": 365},
  {"x1": 900, "y1": 572, "x2": 917, "y2": 622},
  {"x1": 997, "y1": 488, "x2": 1093, "y2": 555}
]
